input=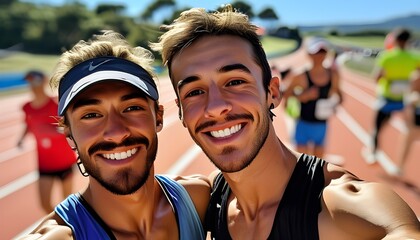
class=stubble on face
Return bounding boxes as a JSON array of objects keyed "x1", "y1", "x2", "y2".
[
  {"x1": 78, "y1": 135, "x2": 158, "y2": 195},
  {"x1": 190, "y1": 111, "x2": 270, "y2": 173}
]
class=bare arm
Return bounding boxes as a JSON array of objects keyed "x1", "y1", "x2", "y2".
[
  {"x1": 17, "y1": 212, "x2": 73, "y2": 240},
  {"x1": 321, "y1": 164, "x2": 420, "y2": 239}
]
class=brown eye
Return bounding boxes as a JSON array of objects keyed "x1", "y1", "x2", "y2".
[
  {"x1": 227, "y1": 79, "x2": 244, "y2": 86},
  {"x1": 82, "y1": 113, "x2": 101, "y2": 119},
  {"x1": 186, "y1": 89, "x2": 205, "y2": 98},
  {"x1": 125, "y1": 106, "x2": 144, "y2": 112}
]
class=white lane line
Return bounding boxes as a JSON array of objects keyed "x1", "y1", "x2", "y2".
[
  {"x1": 165, "y1": 144, "x2": 202, "y2": 175},
  {"x1": 0, "y1": 147, "x2": 34, "y2": 163},
  {"x1": 342, "y1": 80, "x2": 407, "y2": 134},
  {"x1": 0, "y1": 171, "x2": 39, "y2": 200},
  {"x1": 341, "y1": 81, "x2": 375, "y2": 106},
  {"x1": 335, "y1": 106, "x2": 399, "y2": 175},
  {"x1": 340, "y1": 80, "x2": 408, "y2": 172},
  {"x1": 163, "y1": 113, "x2": 180, "y2": 129}
]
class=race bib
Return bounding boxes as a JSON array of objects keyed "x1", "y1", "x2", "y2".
[
  {"x1": 315, "y1": 94, "x2": 340, "y2": 120},
  {"x1": 389, "y1": 80, "x2": 409, "y2": 95}
]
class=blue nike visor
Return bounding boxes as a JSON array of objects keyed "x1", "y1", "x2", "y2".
[{"x1": 58, "y1": 56, "x2": 159, "y2": 116}]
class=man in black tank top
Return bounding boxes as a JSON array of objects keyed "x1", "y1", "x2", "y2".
[
  {"x1": 282, "y1": 38, "x2": 342, "y2": 159},
  {"x1": 152, "y1": 5, "x2": 420, "y2": 239}
]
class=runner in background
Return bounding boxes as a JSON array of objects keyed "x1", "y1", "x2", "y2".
[
  {"x1": 397, "y1": 69, "x2": 420, "y2": 175},
  {"x1": 283, "y1": 38, "x2": 342, "y2": 159},
  {"x1": 17, "y1": 70, "x2": 77, "y2": 213},
  {"x1": 365, "y1": 28, "x2": 420, "y2": 166}
]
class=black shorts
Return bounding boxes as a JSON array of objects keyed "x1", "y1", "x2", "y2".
[
  {"x1": 415, "y1": 107, "x2": 420, "y2": 126},
  {"x1": 39, "y1": 165, "x2": 74, "y2": 180}
]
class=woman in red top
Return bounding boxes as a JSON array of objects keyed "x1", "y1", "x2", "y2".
[{"x1": 17, "y1": 70, "x2": 77, "y2": 213}]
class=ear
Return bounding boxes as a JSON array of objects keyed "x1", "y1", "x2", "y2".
[
  {"x1": 175, "y1": 98, "x2": 186, "y2": 127},
  {"x1": 156, "y1": 104, "x2": 164, "y2": 132},
  {"x1": 63, "y1": 127, "x2": 76, "y2": 149},
  {"x1": 268, "y1": 76, "x2": 281, "y2": 108}
]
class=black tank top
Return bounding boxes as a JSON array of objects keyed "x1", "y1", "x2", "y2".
[
  {"x1": 300, "y1": 70, "x2": 332, "y2": 123},
  {"x1": 205, "y1": 154, "x2": 325, "y2": 240}
]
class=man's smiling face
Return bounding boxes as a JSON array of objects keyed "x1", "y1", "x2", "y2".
[
  {"x1": 170, "y1": 35, "x2": 272, "y2": 172},
  {"x1": 65, "y1": 80, "x2": 162, "y2": 194}
]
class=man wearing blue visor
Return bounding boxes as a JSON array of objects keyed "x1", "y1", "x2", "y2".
[{"x1": 21, "y1": 30, "x2": 210, "y2": 240}]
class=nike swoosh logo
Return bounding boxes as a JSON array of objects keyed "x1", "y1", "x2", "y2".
[{"x1": 89, "y1": 59, "x2": 113, "y2": 71}]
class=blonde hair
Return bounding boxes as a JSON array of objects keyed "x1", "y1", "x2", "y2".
[{"x1": 50, "y1": 30, "x2": 157, "y2": 90}]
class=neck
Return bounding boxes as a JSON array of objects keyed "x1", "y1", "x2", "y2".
[
  {"x1": 223, "y1": 128, "x2": 298, "y2": 217},
  {"x1": 81, "y1": 174, "x2": 161, "y2": 234}
]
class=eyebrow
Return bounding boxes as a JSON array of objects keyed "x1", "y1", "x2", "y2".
[
  {"x1": 70, "y1": 92, "x2": 148, "y2": 113},
  {"x1": 177, "y1": 63, "x2": 251, "y2": 91},
  {"x1": 71, "y1": 98, "x2": 100, "y2": 112}
]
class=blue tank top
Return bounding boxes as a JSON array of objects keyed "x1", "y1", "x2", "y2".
[{"x1": 55, "y1": 174, "x2": 204, "y2": 240}]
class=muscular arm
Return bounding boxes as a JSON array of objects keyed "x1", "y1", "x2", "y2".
[
  {"x1": 320, "y1": 164, "x2": 420, "y2": 239},
  {"x1": 17, "y1": 212, "x2": 73, "y2": 240}
]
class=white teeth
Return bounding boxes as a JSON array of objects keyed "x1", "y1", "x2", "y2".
[
  {"x1": 102, "y1": 148, "x2": 138, "y2": 161},
  {"x1": 210, "y1": 124, "x2": 242, "y2": 138}
]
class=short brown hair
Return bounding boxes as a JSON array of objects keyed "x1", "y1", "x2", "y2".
[{"x1": 151, "y1": 5, "x2": 272, "y2": 93}]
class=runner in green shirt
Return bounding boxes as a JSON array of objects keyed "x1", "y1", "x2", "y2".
[{"x1": 366, "y1": 28, "x2": 420, "y2": 167}]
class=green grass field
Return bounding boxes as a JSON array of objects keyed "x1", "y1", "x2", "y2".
[
  {"x1": 0, "y1": 53, "x2": 60, "y2": 74},
  {"x1": 0, "y1": 36, "x2": 297, "y2": 74},
  {"x1": 0, "y1": 35, "x2": 393, "y2": 78},
  {"x1": 326, "y1": 36, "x2": 385, "y2": 49}
]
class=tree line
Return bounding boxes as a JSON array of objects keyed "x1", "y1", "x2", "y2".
[{"x1": 0, "y1": 0, "x2": 279, "y2": 59}]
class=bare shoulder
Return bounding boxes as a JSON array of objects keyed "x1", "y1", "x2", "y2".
[
  {"x1": 172, "y1": 174, "x2": 211, "y2": 189},
  {"x1": 17, "y1": 212, "x2": 73, "y2": 240},
  {"x1": 171, "y1": 174, "x2": 211, "y2": 223},
  {"x1": 320, "y1": 163, "x2": 420, "y2": 239}
]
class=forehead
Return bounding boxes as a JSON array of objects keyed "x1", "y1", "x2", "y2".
[
  {"x1": 170, "y1": 35, "x2": 257, "y2": 79},
  {"x1": 80, "y1": 80, "x2": 138, "y2": 94},
  {"x1": 70, "y1": 80, "x2": 149, "y2": 105}
]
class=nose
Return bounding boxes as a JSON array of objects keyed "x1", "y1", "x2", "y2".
[
  {"x1": 103, "y1": 110, "x2": 130, "y2": 143},
  {"x1": 204, "y1": 84, "x2": 232, "y2": 118}
]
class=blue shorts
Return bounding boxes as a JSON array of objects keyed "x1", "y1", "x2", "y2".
[
  {"x1": 378, "y1": 98, "x2": 404, "y2": 113},
  {"x1": 294, "y1": 119, "x2": 327, "y2": 146}
]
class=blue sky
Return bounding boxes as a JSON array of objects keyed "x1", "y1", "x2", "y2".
[{"x1": 27, "y1": 0, "x2": 420, "y2": 26}]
